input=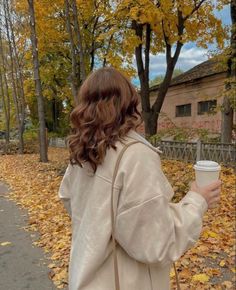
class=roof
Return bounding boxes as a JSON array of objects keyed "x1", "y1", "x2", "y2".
[{"x1": 150, "y1": 59, "x2": 227, "y2": 92}]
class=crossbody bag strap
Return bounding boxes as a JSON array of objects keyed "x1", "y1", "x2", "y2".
[
  {"x1": 111, "y1": 141, "x2": 139, "y2": 290},
  {"x1": 111, "y1": 140, "x2": 181, "y2": 290}
]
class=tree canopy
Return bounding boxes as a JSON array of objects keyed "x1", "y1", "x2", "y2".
[{"x1": 0, "y1": 0, "x2": 232, "y2": 149}]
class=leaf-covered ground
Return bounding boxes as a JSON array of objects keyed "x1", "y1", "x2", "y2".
[{"x1": 0, "y1": 148, "x2": 235, "y2": 289}]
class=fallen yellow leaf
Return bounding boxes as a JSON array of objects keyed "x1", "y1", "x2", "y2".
[
  {"x1": 209, "y1": 254, "x2": 217, "y2": 259},
  {"x1": 192, "y1": 273, "x2": 210, "y2": 283},
  {"x1": 203, "y1": 230, "x2": 219, "y2": 239},
  {"x1": 231, "y1": 267, "x2": 236, "y2": 273},
  {"x1": 219, "y1": 260, "x2": 226, "y2": 267},
  {"x1": 1, "y1": 241, "x2": 12, "y2": 246}
]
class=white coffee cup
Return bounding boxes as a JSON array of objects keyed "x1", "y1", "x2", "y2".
[{"x1": 194, "y1": 160, "x2": 221, "y2": 187}]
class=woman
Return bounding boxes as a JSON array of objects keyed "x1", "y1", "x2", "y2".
[{"x1": 58, "y1": 67, "x2": 221, "y2": 290}]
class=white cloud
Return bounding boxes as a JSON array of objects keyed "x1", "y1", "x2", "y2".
[
  {"x1": 148, "y1": 46, "x2": 209, "y2": 79},
  {"x1": 132, "y1": 46, "x2": 209, "y2": 86},
  {"x1": 132, "y1": 3, "x2": 230, "y2": 86}
]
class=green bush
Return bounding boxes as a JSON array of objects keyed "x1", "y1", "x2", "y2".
[{"x1": 23, "y1": 129, "x2": 38, "y2": 142}]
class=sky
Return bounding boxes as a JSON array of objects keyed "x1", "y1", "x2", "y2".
[{"x1": 133, "y1": 4, "x2": 231, "y2": 86}]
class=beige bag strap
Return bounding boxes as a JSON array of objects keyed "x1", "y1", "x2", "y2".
[
  {"x1": 111, "y1": 141, "x2": 181, "y2": 290},
  {"x1": 111, "y1": 141, "x2": 139, "y2": 290}
]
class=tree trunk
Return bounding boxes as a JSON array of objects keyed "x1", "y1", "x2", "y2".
[
  {"x1": 90, "y1": 16, "x2": 99, "y2": 72},
  {"x1": 71, "y1": 0, "x2": 86, "y2": 82},
  {"x1": 132, "y1": 21, "x2": 153, "y2": 136},
  {"x1": 3, "y1": 0, "x2": 24, "y2": 153},
  {"x1": 133, "y1": 19, "x2": 184, "y2": 136},
  {"x1": 0, "y1": 69, "x2": 10, "y2": 152},
  {"x1": 103, "y1": 34, "x2": 114, "y2": 67},
  {"x1": 7, "y1": 0, "x2": 26, "y2": 148},
  {"x1": 90, "y1": 47, "x2": 95, "y2": 71},
  {"x1": 52, "y1": 96, "x2": 57, "y2": 132},
  {"x1": 221, "y1": 97, "x2": 233, "y2": 143},
  {"x1": 28, "y1": 0, "x2": 48, "y2": 162},
  {"x1": 133, "y1": 22, "x2": 150, "y2": 112},
  {"x1": 221, "y1": 0, "x2": 235, "y2": 143},
  {"x1": 0, "y1": 28, "x2": 10, "y2": 152},
  {"x1": 150, "y1": 60, "x2": 177, "y2": 134},
  {"x1": 142, "y1": 111, "x2": 158, "y2": 136},
  {"x1": 64, "y1": 0, "x2": 79, "y2": 106},
  {"x1": 133, "y1": 9, "x2": 185, "y2": 136}
]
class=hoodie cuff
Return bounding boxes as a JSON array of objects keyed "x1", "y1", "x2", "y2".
[{"x1": 181, "y1": 191, "x2": 208, "y2": 217}]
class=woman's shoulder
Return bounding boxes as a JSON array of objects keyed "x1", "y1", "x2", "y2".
[
  {"x1": 94, "y1": 133, "x2": 159, "y2": 184},
  {"x1": 117, "y1": 130, "x2": 161, "y2": 159},
  {"x1": 118, "y1": 141, "x2": 161, "y2": 172}
]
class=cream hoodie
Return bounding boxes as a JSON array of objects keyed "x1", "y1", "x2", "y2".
[{"x1": 58, "y1": 130, "x2": 208, "y2": 290}]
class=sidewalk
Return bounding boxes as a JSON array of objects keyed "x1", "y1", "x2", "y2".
[{"x1": 0, "y1": 181, "x2": 57, "y2": 290}]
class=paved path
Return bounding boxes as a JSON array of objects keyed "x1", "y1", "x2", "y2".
[{"x1": 0, "y1": 181, "x2": 57, "y2": 290}]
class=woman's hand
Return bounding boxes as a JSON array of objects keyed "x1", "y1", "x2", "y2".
[{"x1": 190, "y1": 180, "x2": 222, "y2": 209}]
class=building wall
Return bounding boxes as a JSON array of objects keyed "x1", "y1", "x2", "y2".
[{"x1": 149, "y1": 72, "x2": 227, "y2": 133}]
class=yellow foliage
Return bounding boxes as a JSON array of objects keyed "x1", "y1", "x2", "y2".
[
  {"x1": 114, "y1": 0, "x2": 228, "y2": 52},
  {"x1": 9, "y1": 0, "x2": 228, "y2": 115},
  {"x1": 202, "y1": 230, "x2": 219, "y2": 239}
]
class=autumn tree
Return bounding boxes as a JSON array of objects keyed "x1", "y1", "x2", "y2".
[
  {"x1": 10, "y1": 0, "x2": 230, "y2": 139},
  {"x1": 12, "y1": 0, "x2": 135, "y2": 137},
  {"x1": 0, "y1": 0, "x2": 26, "y2": 153},
  {"x1": 114, "y1": 0, "x2": 228, "y2": 136},
  {"x1": 64, "y1": 0, "x2": 136, "y2": 105},
  {"x1": 11, "y1": 1, "x2": 73, "y2": 135},
  {"x1": 221, "y1": 0, "x2": 236, "y2": 143},
  {"x1": 3, "y1": 0, "x2": 27, "y2": 153},
  {"x1": 28, "y1": 0, "x2": 48, "y2": 162},
  {"x1": 0, "y1": 26, "x2": 11, "y2": 152}
]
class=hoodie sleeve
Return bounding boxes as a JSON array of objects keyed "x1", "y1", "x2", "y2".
[{"x1": 115, "y1": 144, "x2": 208, "y2": 267}]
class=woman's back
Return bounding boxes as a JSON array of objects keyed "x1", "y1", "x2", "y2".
[
  {"x1": 59, "y1": 130, "x2": 207, "y2": 290},
  {"x1": 58, "y1": 67, "x2": 220, "y2": 290}
]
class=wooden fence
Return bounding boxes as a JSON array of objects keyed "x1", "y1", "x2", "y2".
[{"x1": 49, "y1": 137, "x2": 235, "y2": 167}]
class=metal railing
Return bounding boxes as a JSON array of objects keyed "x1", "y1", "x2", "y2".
[
  {"x1": 47, "y1": 137, "x2": 235, "y2": 167},
  {"x1": 150, "y1": 139, "x2": 235, "y2": 166},
  {"x1": 49, "y1": 137, "x2": 67, "y2": 148}
]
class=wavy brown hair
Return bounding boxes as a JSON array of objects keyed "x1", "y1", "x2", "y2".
[{"x1": 67, "y1": 67, "x2": 142, "y2": 172}]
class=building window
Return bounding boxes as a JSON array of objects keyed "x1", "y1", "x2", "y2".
[
  {"x1": 198, "y1": 100, "x2": 217, "y2": 115},
  {"x1": 176, "y1": 104, "x2": 191, "y2": 117}
]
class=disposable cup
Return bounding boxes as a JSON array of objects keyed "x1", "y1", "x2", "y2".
[{"x1": 194, "y1": 160, "x2": 221, "y2": 187}]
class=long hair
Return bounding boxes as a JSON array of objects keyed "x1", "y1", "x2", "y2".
[{"x1": 67, "y1": 67, "x2": 142, "y2": 172}]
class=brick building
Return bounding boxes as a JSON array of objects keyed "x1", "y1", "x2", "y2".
[{"x1": 149, "y1": 59, "x2": 230, "y2": 133}]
